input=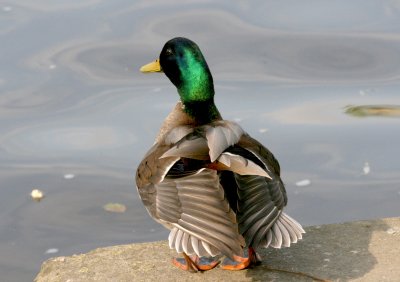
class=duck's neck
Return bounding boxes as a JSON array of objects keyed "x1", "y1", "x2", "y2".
[
  {"x1": 180, "y1": 98, "x2": 222, "y2": 124},
  {"x1": 177, "y1": 64, "x2": 221, "y2": 124}
]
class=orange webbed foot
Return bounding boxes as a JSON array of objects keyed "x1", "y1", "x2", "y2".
[
  {"x1": 221, "y1": 247, "x2": 261, "y2": 270},
  {"x1": 172, "y1": 253, "x2": 220, "y2": 272}
]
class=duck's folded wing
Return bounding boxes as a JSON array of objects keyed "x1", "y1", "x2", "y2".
[
  {"x1": 137, "y1": 156, "x2": 243, "y2": 258},
  {"x1": 234, "y1": 174, "x2": 286, "y2": 248},
  {"x1": 233, "y1": 135, "x2": 305, "y2": 248},
  {"x1": 158, "y1": 168, "x2": 244, "y2": 258}
]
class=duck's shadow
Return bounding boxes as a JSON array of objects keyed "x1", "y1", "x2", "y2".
[{"x1": 243, "y1": 219, "x2": 389, "y2": 281}]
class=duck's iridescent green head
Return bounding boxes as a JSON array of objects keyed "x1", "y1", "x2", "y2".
[
  {"x1": 141, "y1": 37, "x2": 220, "y2": 123},
  {"x1": 158, "y1": 37, "x2": 214, "y2": 103}
]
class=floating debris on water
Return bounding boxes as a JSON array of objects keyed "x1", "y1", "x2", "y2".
[
  {"x1": 49, "y1": 64, "x2": 57, "y2": 70},
  {"x1": 345, "y1": 105, "x2": 400, "y2": 118},
  {"x1": 31, "y1": 189, "x2": 44, "y2": 201},
  {"x1": 45, "y1": 248, "x2": 59, "y2": 254},
  {"x1": 295, "y1": 179, "x2": 311, "y2": 187},
  {"x1": 103, "y1": 203, "x2": 126, "y2": 213},
  {"x1": 64, "y1": 174, "x2": 75, "y2": 179},
  {"x1": 363, "y1": 162, "x2": 370, "y2": 175},
  {"x1": 233, "y1": 117, "x2": 242, "y2": 122},
  {"x1": 258, "y1": 128, "x2": 268, "y2": 133}
]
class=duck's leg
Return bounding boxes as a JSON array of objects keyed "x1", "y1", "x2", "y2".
[
  {"x1": 172, "y1": 253, "x2": 220, "y2": 272},
  {"x1": 221, "y1": 247, "x2": 261, "y2": 270}
]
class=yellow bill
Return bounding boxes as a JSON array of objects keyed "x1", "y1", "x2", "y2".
[{"x1": 140, "y1": 59, "x2": 162, "y2": 73}]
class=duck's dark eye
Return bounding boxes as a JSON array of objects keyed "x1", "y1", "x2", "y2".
[{"x1": 165, "y1": 48, "x2": 173, "y2": 56}]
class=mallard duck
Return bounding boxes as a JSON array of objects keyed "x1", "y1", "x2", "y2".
[{"x1": 136, "y1": 37, "x2": 304, "y2": 272}]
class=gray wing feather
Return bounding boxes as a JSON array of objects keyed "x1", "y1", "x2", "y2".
[
  {"x1": 217, "y1": 153, "x2": 271, "y2": 178},
  {"x1": 164, "y1": 126, "x2": 194, "y2": 145},
  {"x1": 206, "y1": 126, "x2": 229, "y2": 161},
  {"x1": 205, "y1": 122, "x2": 244, "y2": 162},
  {"x1": 276, "y1": 219, "x2": 291, "y2": 247},
  {"x1": 175, "y1": 229, "x2": 184, "y2": 253},
  {"x1": 168, "y1": 228, "x2": 178, "y2": 247},
  {"x1": 271, "y1": 223, "x2": 283, "y2": 248},
  {"x1": 202, "y1": 241, "x2": 219, "y2": 257},
  {"x1": 161, "y1": 137, "x2": 209, "y2": 160}
]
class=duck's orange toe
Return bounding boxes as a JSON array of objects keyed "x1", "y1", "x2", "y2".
[{"x1": 221, "y1": 247, "x2": 260, "y2": 270}]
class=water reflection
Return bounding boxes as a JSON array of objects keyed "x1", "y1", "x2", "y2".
[
  {"x1": 1, "y1": 0, "x2": 400, "y2": 281},
  {"x1": 29, "y1": 20, "x2": 400, "y2": 85},
  {"x1": 2, "y1": 125, "x2": 136, "y2": 155}
]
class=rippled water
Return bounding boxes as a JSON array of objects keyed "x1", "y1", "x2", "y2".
[{"x1": 1, "y1": 1, "x2": 400, "y2": 281}]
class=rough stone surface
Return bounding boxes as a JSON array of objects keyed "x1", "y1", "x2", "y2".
[{"x1": 35, "y1": 217, "x2": 400, "y2": 282}]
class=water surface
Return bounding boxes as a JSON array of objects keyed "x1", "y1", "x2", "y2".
[{"x1": 1, "y1": 1, "x2": 400, "y2": 281}]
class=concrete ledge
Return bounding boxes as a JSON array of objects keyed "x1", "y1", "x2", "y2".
[{"x1": 35, "y1": 217, "x2": 400, "y2": 281}]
